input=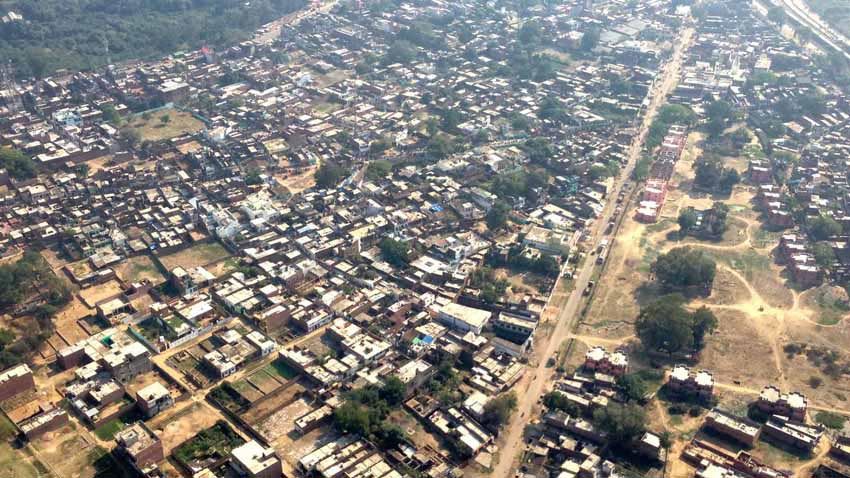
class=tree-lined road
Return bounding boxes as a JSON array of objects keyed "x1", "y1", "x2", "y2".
[{"x1": 489, "y1": 26, "x2": 694, "y2": 478}]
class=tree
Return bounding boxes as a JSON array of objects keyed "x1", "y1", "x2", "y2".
[
  {"x1": 314, "y1": 161, "x2": 348, "y2": 189},
  {"x1": 486, "y1": 201, "x2": 511, "y2": 231},
  {"x1": 636, "y1": 294, "x2": 696, "y2": 353},
  {"x1": 617, "y1": 373, "x2": 649, "y2": 402},
  {"x1": 678, "y1": 208, "x2": 698, "y2": 234},
  {"x1": 692, "y1": 306, "x2": 718, "y2": 348},
  {"x1": 426, "y1": 134, "x2": 454, "y2": 159},
  {"x1": 366, "y1": 160, "x2": 392, "y2": 181},
  {"x1": 542, "y1": 391, "x2": 580, "y2": 415},
  {"x1": 380, "y1": 376, "x2": 406, "y2": 407},
  {"x1": 813, "y1": 243, "x2": 837, "y2": 268},
  {"x1": 333, "y1": 401, "x2": 371, "y2": 435},
  {"x1": 653, "y1": 247, "x2": 716, "y2": 291},
  {"x1": 244, "y1": 169, "x2": 262, "y2": 185},
  {"x1": 809, "y1": 215, "x2": 842, "y2": 241},
  {"x1": 0, "y1": 147, "x2": 36, "y2": 180},
  {"x1": 580, "y1": 27, "x2": 601, "y2": 52},
  {"x1": 767, "y1": 6, "x2": 786, "y2": 24},
  {"x1": 379, "y1": 238, "x2": 410, "y2": 267},
  {"x1": 538, "y1": 97, "x2": 569, "y2": 124},
  {"x1": 636, "y1": 294, "x2": 718, "y2": 353},
  {"x1": 592, "y1": 402, "x2": 647, "y2": 444},
  {"x1": 159, "y1": 114, "x2": 171, "y2": 125},
  {"x1": 384, "y1": 40, "x2": 417, "y2": 64},
  {"x1": 100, "y1": 104, "x2": 122, "y2": 125},
  {"x1": 481, "y1": 391, "x2": 517, "y2": 429},
  {"x1": 121, "y1": 127, "x2": 142, "y2": 148}
]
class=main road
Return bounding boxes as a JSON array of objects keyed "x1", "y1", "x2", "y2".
[{"x1": 489, "y1": 26, "x2": 694, "y2": 478}]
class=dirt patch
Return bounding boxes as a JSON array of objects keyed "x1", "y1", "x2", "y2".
[
  {"x1": 157, "y1": 242, "x2": 231, "y2": 272},
  {"x1": 114, "y1": 255, "x2": 166, "y2": 285},
  {"x1": 698, "y1": 309, "x2": 781, "y2": 390},
  {"x1": 78, "y1": 280, "x2": 123, "y2": 308},
  {"x1": 149, "y1": 401, "x2": 224, "y2": 454},
  {"x1": 127, "y1": 108, "x2": 205, "y2": 143},
  {"x1": 32, "y1": 424, "x2": 101, "y2": 478}
]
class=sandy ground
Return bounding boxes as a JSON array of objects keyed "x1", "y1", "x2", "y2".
[
  {"x1": 158, "y1": 242, "x2": 232, "y2": 272},
  {"x1": 114, "y1": 255, "x2": 166, "y2": 285}
]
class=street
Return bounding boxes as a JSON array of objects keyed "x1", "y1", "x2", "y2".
[{"x1": 489, "y1": 26, "x2": 694, "y2": 478}]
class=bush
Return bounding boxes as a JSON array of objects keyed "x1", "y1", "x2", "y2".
[
  {"x1": 815, "y1": 411, "x2": 846, "y2": 430},
  {"x1": 808, "y1": 376, "x2": 823, "y2": 388}
]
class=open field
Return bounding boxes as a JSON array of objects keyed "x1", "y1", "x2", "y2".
[
  {"x1": 78, "y1": 280, "x2": 123, "y2": 308},
  {"x1": 157, "y1": 242, "x2": 232, "y2": 272},
  {"x1": 127, "y1": 108, "x2": 205, "y2": 142},
  {"x1": 149, "y1": 401, "x2": 225, "y2": 455},
  {"x1": 572, "y1": 128, "x2": 850, "y2": 472},
  {"x1": 114, "y1": 255, "x2": 166, "y2": 285}
]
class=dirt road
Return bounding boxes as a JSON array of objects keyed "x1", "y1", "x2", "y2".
[{"x1": 489, "y1": 27, "x2": 695, "y2": 478}]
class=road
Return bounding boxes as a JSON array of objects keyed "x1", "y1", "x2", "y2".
[
  {"x1": 489, "y1": 27, "x2": 694, "y2": 478},
  {"x1": 252, "y1": 0, "x2": 339, "y2": 45},
  {"x1": 771, "y1": 0, "x2": 850, "y2": 60}
]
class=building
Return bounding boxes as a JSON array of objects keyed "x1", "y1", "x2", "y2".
[
  {"x1": 756, "y1": 386, "x2": 807, "y2": 422},
  {"x1": 115, "y1": 422, "x2": 164, "y2": 474},
  {"x1": 0, "y1": 364, "x2": 35, "y2": 402},
  {"x1": 18, "y1": 404, "x2": 69, "y2": 440},
  {"x1": 703, "y1": 409, "x2": 761, "y2": 447},
  {"x1": 762, "y1": 415, "x2": 822, "y2": 454},
  {"x1": 135, "y1": 382, "x2": 174, "y2": 419},
  {"x1": 436, "y1": 302, "x2": 491, "y2": 335},
  {"x1": 100, "y1": 342, "x2": 152, "y2": 383},
  {"x1": 667, "y1": 365, "x2": 714, "y2": 401},
  {"x1": 583, "y1": 347, "x2": 628, "y2": 377},
  {"x1": 492, "y1": 311, "x2": 538, "y2": 344},
  {"x1": 230, "y1": 440, "x2": 283, "y2": 478}
]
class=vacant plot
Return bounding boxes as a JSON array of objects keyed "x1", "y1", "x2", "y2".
[
  {"x1": 158, "y1": 242, "x2": 231, "y2": 272},
  {"x1": 149, "y1": 402, "x2": 224, "y2": 455},
  {"x1": 173, "y1": 421, "x2": 244, "y2": 470},
  {"x1": 33, "y1": 425, "x2": 101, "y2": 478},
  {"x1": 257, "y1": 397, "x2": 313, "y2": 444},
  {"x1": 78, "y1": 280, "x2": 124, "y2": 308},
  {"x1": 114, "y1": 255, "x2": 166, "y2": 285},
  {"x1": 127, "y1": 109, "x2": 205, "y2": 142}
]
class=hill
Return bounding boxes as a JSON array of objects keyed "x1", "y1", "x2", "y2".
[{"x1": 0, "y1": 0, "x2": 306, "y2": 77}]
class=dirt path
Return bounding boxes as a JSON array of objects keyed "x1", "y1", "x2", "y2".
[{"x1": 489, "y1": 26, "x2": 695, "y2": 478}]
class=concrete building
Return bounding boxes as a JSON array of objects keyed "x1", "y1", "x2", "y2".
[
  {"x1": 436, "y1": 302, "x2": 491, "y2": 335},
  {"x1": 757, "y1": 386, "x2": 807, "y2": 422},
  {"x1": 230, "y1": 440, "x2": 283, "y2": 478},
  {"x1": 135, "y1": 381, "x2": 174, "y2": 419},
  {"x1": 115, "y1": 422, "x2": 164, "y2": 473},
  {"x1": 703, "y1": 409, "x2": 761, "y2": 447},
  {"x1": 0, "y1": 364, "x2": 35, "y2": 402}
]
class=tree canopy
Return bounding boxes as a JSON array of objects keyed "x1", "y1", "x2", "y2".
[
  {"x1": 635, "y1": 294, "x2": 718, "y2": 353},
  {"x1": 653, "y1": 247, "x2": 717, "y2": 292},
  {"x1": 379, "y1": 238, "x2": 411, "y2": 268},
  {"x1": 314, "y1": 161, "x2": 349, "y2": 189},
  {"x1": 809, "y1": 215, "x2": 842, "y2": 241},
  {"x1": 592, "y1": 402, "x2": 647, "y2": 445},
  {"x1": 0, "y1": 148, "x2": 37, "y2": 180}
]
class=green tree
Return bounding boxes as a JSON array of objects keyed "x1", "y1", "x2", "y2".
[
  {"x1": 767, "y1": 6, "x2": 786, "y2": 24},
  {"x1": 0, "y1": 147, "x2": 36, "y2": 180},
  {"x1": 379, "y1": 238, "x2": 410, "y2": 267},
  {"x1": 486, "y1": 201, "x2": 511, "y2": 231},
  {"x1": 580, "y1": 27, "x2": 601, "y2": 52},
  {"x1": 592, "y1": 402, "x2": 647, "y2": 444},
  {"x1": 159, "y1": 114, "x2": 171, "y2": 125},
  {"x1": 481, "y1": 391, "x2": 517, "y2": 429},
  {"x1": 653, "y1": 247, "x2": 716, "y2": 291},
  {"x1": 678, "y1": 208, "x2": 698, "y2": 234},
  {"x1": 380, "y1": 376, "x2": 406, "y2": 407},
  {"x1": 636, "y1": 294, "x2": 696, "y2": 353},
  {"x1": 366, "y1": 160, "x2": 392, "y2": 181},
  {"x1": 636, "y1": 294, "x2": 718, "y2": 353},
  {"x1": 121, "y1": 127, "x2": 142, "y2": 148},
  {"x1": 100, "y1": 104, "x2": 122, "y2": 125},
  {"x1": 809, "y1": 215, "x2": 842, "y2": 241},
  {"x1": 333, "y1": 401, "x2": 371, "y2": 435},
  {"x1": 617, "y1": 373, "x2": 649, "y2": 402},
  {"x1": 314, "y1": 161, "x2": 348, "y2": 189},
  {"x1": 812, "y1": 243, "x2": 837, "y2": 268},
  {"x1": 384, "y1": 40, "x2": 417, "y2": 64}
]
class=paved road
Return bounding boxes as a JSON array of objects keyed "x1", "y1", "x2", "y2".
[
  {"x1": 773, "y1": 0, "x2": 850, "y2": 60},
  {"x1": 489, "y1": 26, "x2": 694, "y2": 478},
  {"x1": 253, "y1": 0, "x2": 339, "y2": 45}
]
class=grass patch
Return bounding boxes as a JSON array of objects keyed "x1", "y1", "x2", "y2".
[
  {"x1": 127, "y1": 109, "x2": 205, "y2": 142},
  {"x1": 264, "y1": 360, "x2": 298, "y2": 380},
  {"x1": 173, "y1": 421, "x2": 245, "y2": 466},
  {"x1": 815, "y1": 411, "x2": 846, "y2": 430}
]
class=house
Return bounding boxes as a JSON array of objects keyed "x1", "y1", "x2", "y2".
[
  {"x1": 115, "y1": 422, "x2": 164, "y2": 474},
  {"x1": 230, "y1": 440, "x2": 283, "y2": 478},
  {"x1": 667, "y1": 365, "x2": 714, "y2": 401},
  {"x1": 0, "y1": 364, "x2": 35, "y2": 402},
  {"x1": 756, "y1": 386, "x2": 807, "y2": 422},
  {"x1": 436, "y1": 302, "x2": 491, "y2": 335},
  {"x1": 703, "y1": 409, "x2": 761, "y2": 447},
  {"x1": 136, "y1": 382, "x2": 174, "y2": 419}
]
